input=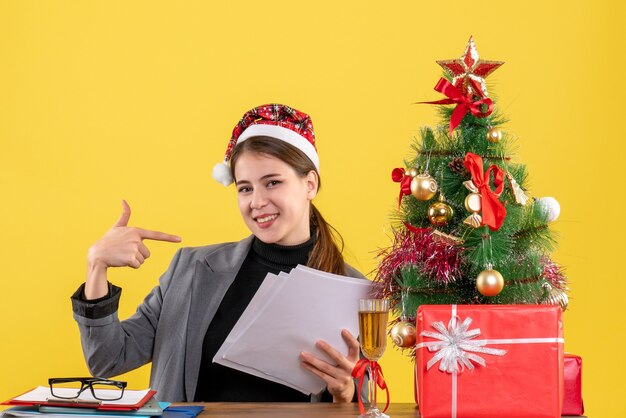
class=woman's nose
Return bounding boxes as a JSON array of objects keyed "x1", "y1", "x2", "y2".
[{"x1": 250, "y1": 189, "x2": 268, "y2": 209}]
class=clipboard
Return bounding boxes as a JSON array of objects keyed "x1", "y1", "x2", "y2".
[
  {"x1": 38, "y1": 399, "x2": 167, "y2": 415},
  {"x1": 2, "y1": 387, "x2": 156, "y2": 411}
]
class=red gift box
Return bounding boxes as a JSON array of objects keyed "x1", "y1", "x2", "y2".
[
  {"x1": 563, "y1": 354, "x2": 584, "y2": 415},
  {"x1": 415, "y1": 305, "x2": 564, "y2": 418}
]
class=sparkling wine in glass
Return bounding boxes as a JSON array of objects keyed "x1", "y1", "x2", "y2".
[{"x1": 358, "y1": 298, "x2": 390, "y2": 418}]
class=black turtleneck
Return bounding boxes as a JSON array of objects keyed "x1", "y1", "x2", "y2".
[{"x1": 194, "y1": 235, "x2": 315, "y2": 402}]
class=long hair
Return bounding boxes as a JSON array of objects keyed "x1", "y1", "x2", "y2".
[{"x1": 229, "y1": 136, "x2": 346, "y2": 275}]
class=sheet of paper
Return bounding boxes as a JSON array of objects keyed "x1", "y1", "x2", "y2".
[
  {"x1": 214, "y1": 266, "x2": 371, "y2": 394},
  {"x1": 12, "y1": 387, "x2": 151, "y2": 406},
  {"x1": 213, "y1": 273, "x2": 284, "y2": 360},
  {"x1": 212, "y1": 358, "x2": 308, "y2": 393},
  {"x1": 294, "y1": 265, "x2": 371, "y2": 285},
  {"x1": 212, "y1": 273, "x2": 306, "y2": 391},
  {"x1": 1, "y1": 407, "x2": 152, "y2": 418}
]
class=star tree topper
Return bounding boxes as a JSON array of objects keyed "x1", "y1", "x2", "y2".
[{"x1": 436, "y1": 36, "x2": 504, "y2": 98}]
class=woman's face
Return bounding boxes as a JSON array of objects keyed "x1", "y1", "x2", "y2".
[{"x1": 234, "y1": 151, "x2": 318, "y2": 245}]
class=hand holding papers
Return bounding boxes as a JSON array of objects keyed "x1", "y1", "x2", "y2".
[{"x1": 213, "y1": 265, "x2": 372, "y2": 395}]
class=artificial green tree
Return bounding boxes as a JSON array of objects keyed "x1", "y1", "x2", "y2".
[{"x1": 375, "y1": 38, "x2": 567, "y2": 347}]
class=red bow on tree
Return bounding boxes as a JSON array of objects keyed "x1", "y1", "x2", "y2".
[
  {"x1": 351, "y1": 358, "x2": 390, "y2": 414},
  {"x1": 464, "y1": 152, "x2": 506, "y2": 231},
  {"x1": 420, "y1": 78, "x2": 494, "y2": 136},
  {"x1": 391, "y1": 168, "x2": 412, "y2": 209}
]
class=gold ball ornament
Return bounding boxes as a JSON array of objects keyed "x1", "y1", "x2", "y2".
[
  {"x1": 428, "y1": 201, "x2": 454, "y2": 226},
  {"x1": 406, "y1": 167, "x2": 419, "y2": 178},
  {"x1": 410, "y1": 174, "x2": 438, "y2": 200},
  {"x1": 390, "y1": 321, "x2": 417, "y2": 348},
  {"x1": 486, "y1": 127, "x2": 502, "y2": 143},
  {"x1": 476, "y1": 268, "x2": 504, "y2": 296}
]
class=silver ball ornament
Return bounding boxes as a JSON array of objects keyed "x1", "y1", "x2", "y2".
[{"x1": 536, "y1": 197, "x2": 560, "y2": 222}]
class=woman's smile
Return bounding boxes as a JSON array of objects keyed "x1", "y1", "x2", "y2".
[{"x1": 254, "y1": 213, "x2": 279, "y2": 227}]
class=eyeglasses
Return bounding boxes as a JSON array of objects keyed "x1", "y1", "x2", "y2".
[{"x1": 48, "y1": 377, "x2": 127, "y2": 401}]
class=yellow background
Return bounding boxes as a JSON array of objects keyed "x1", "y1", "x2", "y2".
[{"x1": 1, "y1": 1, "x2": 624, "y2": 416}]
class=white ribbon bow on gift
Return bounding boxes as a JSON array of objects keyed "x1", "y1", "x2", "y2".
[{"x1": 420, "y1": 316, "x2": 507, "y2": 373}]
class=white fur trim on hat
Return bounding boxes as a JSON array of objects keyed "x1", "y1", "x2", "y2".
[{"x1": 237, "y1": 124, "x2": 320, "y2": 172}]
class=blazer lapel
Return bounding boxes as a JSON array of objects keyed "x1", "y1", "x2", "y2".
[{"x1": 184, "y1": 236, "x2": 254, "y2": 401}]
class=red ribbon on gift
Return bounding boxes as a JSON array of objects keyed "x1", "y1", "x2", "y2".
[
  {"x1": 464, "y1": 152, "x2": 506, "y2": 231},
  {"x1": 391, "y1": 168, "x2": 412, "y2": 209},
  {"x1": 351, "y1": 358, "x2": 390, "y2": 414},
  {"x1": 419, "y1": 78, "x2": 494, "y2": 136}
]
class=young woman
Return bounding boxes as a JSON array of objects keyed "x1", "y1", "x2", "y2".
[{"x1": 71, "y1": 104, "x2": 366, "y2": 403}]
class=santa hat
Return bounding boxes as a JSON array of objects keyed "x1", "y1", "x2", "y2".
[{"x1": 212, "y1": 104, "x2": 319, "y2": 186}]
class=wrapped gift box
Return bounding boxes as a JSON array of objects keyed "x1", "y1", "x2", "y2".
[
  {"x1": 563, "y1": 354, "x2": 584, "y2": 415},
  {"x1": 415, "y1": 304, "x2": 564, "y2": 418}
]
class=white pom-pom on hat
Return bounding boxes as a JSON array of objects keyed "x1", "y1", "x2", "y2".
[{"x1": 212, "y1": 159, "x2": 233, "y2": 186}]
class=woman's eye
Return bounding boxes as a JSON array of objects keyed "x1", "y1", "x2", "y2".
[
  {"x1": 267, "y1": 180, "x2": 281, "y2": 187},
  {"x1": 238, "y1": 187, "x2": 252, "y2": 193}
]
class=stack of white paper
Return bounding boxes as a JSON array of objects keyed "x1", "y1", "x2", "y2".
[{"x1": 213, "y1": 265, "x2": 372, "y2": 395}]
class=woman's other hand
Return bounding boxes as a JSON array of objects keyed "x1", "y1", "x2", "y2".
[{"x1": 300, "y1": 328, "x2": 360, "y2": 403}]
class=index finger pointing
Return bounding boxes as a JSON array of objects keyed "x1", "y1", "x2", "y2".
[{"x1": 136, "y1": 228, "x2": 182, "y2": 243}]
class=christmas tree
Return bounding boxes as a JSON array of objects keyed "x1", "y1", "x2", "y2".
[{"x1": 375, "y1": 37, "x2": 568, "y2": 350}]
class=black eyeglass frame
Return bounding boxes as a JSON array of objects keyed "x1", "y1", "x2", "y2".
[{"x1": 48, "y1": 377, "x2": 127, "y2": 401}]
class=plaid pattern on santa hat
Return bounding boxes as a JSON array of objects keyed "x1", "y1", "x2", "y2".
[{"x1": 213, "y1": 103, "x2": 319, "y2": 186}]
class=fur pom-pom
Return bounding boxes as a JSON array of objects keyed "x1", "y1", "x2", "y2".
[{"x1": 212, "y1": 160, "x2": 233, "y2": 186}]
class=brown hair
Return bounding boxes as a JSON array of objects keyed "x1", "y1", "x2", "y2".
[{"x1": 229, "y1": 136, "x2": 346, "y2": 275}]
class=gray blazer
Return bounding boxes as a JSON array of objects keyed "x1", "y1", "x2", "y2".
[{"x1": 73, "y1": 235, "x2": 367, "y2": 402}]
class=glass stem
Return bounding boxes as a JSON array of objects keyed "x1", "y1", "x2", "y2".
[{"x1": 368, "y1": 362, "x2": 378, "y2": 410}]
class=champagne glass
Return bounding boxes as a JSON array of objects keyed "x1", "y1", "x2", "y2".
[{"x1": 358, "y1": 298, "x2": 390, "y2": 418}]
